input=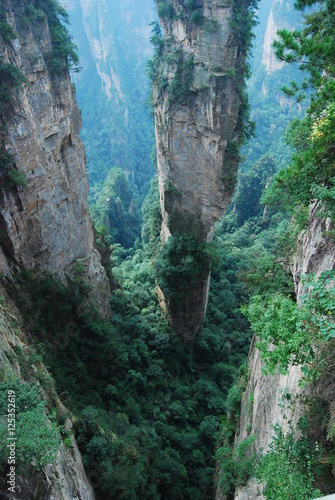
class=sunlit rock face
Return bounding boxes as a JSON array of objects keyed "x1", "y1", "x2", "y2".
[
  {"x1": 0, "y1": 0, "x2": 110, "y2": 317},
  {"x1": 227, "y1": 204, "x2": 335, "y2": 500},
  {"x1": 153, "y1": 0, "x2": 249, "y2": 339}
]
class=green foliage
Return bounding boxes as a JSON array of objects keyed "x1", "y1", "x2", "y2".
[
  {"x1": 158, "y1": 2, "x2": 174, "y2": 19},
  {"x1": 168, "y1": 54, "x2": 195, "y2": 103},
  {"x1": 243, "y1": 293, "x2": 314, "y2": 375},
  {"x1": 6, "y1": 268, "x2": 93, "y2": 359},
  {"x1": 185, "y1": 0, "x2": 197, "y2": 10},
  {"x1": 6, "y1": 167, "x2": 28, "y2": 187},
  {"x1": 229, "y1": 0, "x2": 259, "y2": 141},
  {"x1": 0, "y1": 378, "x2": 60, "y2": 469},
  {"x1": 32, "y1": 0, "x2": 80, "y2": 74},
  {"x1": 147, "y1": 21, "x2": 164, "y2": 84},
  {"x1": 234, "y1": 156, "x2": 276, "y2": 224},
  {"x1": 229, "y1": 0, "x2": 258, "y2": 49},
  {"x1": 71, "y1": 2, "x2": 155, "y2": 213},
  {"x1": 243, "y1": 254, "x2": 294, "y2": 298},
  {"x1": 0, "y1": 149, "x2": 27, "y2": 188},
  {"x1": 225, "y1": 364, "x2": 248, "y2": 419},
  {"x1": 243, "y1": 271, "x2": 335, "y2": 377},
  {"x1": 91, "y1": 167, "x2": 140, "y2": 248},
  {"x1": 0, "y1": 61, "x2": 28, "y2": 110},
  {"x1": 7, "y1": 177, "x2": 256, "y2": 497},
  {"x1": 216, "y1": 382, "x2": 257, "y2": 500},
  {"x1": 216, "y1": 433, "x2": 257, "y2": 498},
  {"x1": 257, "y1": 421, "x2": 322, "y2": 499},
  {"x1": 264, "y1": 0, "x2": 335, "y2": 222},
  {"x1": 300, "y1": 271, "x2": 335, "y2": 341},
  {"x1": 156, "y1": 233, "x2": 214, "y2": 301},
  {"x1": 0, "y1": 1, "x2": 15, "y2": 43},
  {"x1": 226, "y1": 140, "x2": 240, "y2": 160},
  {"x1": 215, "y1": 364, "x2": 255, "y2": 497},
  {"x1": 0, "y1": 13, "x2": 29, "y2": 189},
  {"x1": 164, "y1": 179, "x2": 181, "y2": 195},
  {"x1": 239, "y1": 0, "x2": 305, "y2": 174},
  {"x1": 204, "y1": 18, "x2": 220, "y2": 33},
  {"x1": 141, "y1": 176, "x2": 162, "y2": 250},
  {"x1": 190, "y1": 10, "x2": 204, "y2": 25}
]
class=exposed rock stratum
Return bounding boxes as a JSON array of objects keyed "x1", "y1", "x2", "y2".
[
  {"x1": 153, "y1": 0, "x2": 252, "y2": 339},
  {"x1": 0, "y1": 0, "x2": 110, "y2": 318}
]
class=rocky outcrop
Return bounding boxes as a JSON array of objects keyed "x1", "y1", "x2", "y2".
[
  {"x1": 261, "y1": 5, "x2": 285, "y2": 72},
  {"x1": 261, "y1": 0, "x2": 299, "y2": 73},
  {"x1": 0, "y1": 287, "x2": 95, "y2": 499},
  {"x1": 292, "y1": 202, "x2": 335, "y2": 299},
  {"x1": 68, "y1": 0, "x2": 154, "y2": 102},
  {"x1": 229, "y1": 204, "x2": 335, "y2": 499},
  {"x1": 154, "y1": 0, "x2": 252, "y2": 339},
  {"x1": 0, "y1": 0, "x2": 110, "y2": 317}
]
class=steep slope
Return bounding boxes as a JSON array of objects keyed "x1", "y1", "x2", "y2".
[
  {"x1": 0, "y1": 285, "x2": 95, "y2": 499},
  {"x1": 0, "y1": 0, "x2": 115, "y2": 496},
  {"x1": 0, "y1": 0, "x2": 110, "y2": 316},
  {"x1": 153, "y1": 0, "x2": 255, "y2": 339},
  {"x1": 215, "y1": 0, "x2": 335, "y2": 495},
  {"x1": 231, "y1": 206, "x2": 335, "y2": 499}
]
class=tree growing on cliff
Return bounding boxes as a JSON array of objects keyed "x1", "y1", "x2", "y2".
[{"x1": 262, "y1": 0, "x2": 335, "y2": 222}]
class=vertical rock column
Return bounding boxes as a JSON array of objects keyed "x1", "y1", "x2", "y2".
[
  {"x1": 153, "y1": 0, "x2": 252, "y2": 339},
  {"x1": 0, "y1": 0, "x2": 111, "y2": 317}
]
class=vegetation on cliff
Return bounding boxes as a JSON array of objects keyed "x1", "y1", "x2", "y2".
[
  {"x1": 263, "y1": 0, "x2": 335, "y2": 222},
  {"x1": 5, "y1": 175, "x2": 254, "y2": 498},
  {"x1": 17, "y1": 0, "x2": 80, "y2": 74},
  {"x1": 217, "y1": 0, "x2": 335, "y2": 497},
  {"x1": 0, "y1": 3, "x2": 28, "y2": 188},
  {"x1": 1, "y1": 0, "x2": 335, "y2": 497}
]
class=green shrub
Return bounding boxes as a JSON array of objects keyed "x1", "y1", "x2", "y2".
[
  {"x1": 226, "y1": 140, "x2": 240, "y2": 160},
  {"x1": 0, "y1": 378, "x2": 60, "y2": 469},
  {"x1": 190, "y1": 9, "x2": 204, "y2": 25},
  {"x1": 156, "y1": 233, "x2": 214, "y2": 301},
  {"x1": 204, "y1": 18, "x2": 219, "y2": 33},
  {"x1": 263, "y1": 0, "x2": 335, "y2": 222},
  {"x1": 185, "y1": 0, "x2": 197, "y2": 9},
  {"x1": 216, "y1": 435, "x2": 257, "y2": 498},
  {"x1": 243, "y1": 271, "x2": 335, "y2": 378},
  {"x1": 35, "y1": 0, "x2": 80, "y2": 74},
  {"x1": 168, "y1": 55, "x2": 194, "y2": 103},
  {"x1": 0, "y1": 148, "x2": 27, "y2": 189},
  {"x1": 158, "y1": 3, "x2": 174, "y2": 19},
  {"x1": 7, "y1": 168, "x2": 28, "y2": 187},
  {"x1": 257, "y1": 422, "x2": 322, "y2": 500}
]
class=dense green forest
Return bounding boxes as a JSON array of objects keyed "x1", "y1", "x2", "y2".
[{"x1": 1, "y1": 0, "x2": 335, "y2": 498}]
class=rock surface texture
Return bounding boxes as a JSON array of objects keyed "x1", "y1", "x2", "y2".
[
  {"x1": 154, "y1": 0, "x2": 251, "y2": 339},
  {"x1": 226, "y1": 204, "x2": 335, "y2": 500},
  {"x1": 0, "y1": 0, "x2": 110, "y2": 317},
  {"x1": 0, "y1": 287, "x2": 95, "y2": 500}
]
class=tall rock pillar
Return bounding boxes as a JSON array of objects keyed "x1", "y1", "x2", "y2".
[{"x1": 153, "y1": 0, "x2": 253, "y2": 339}]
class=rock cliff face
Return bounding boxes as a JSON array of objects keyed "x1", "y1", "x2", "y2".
[
  {"x1": 229, "y1": 204, "x2": 335, "y2": 500},
  {"x1": 68, "y1": 0, "x2": 154, "y2": 103},
  {"x1": 261, "y1": 0, "x2": 300, "y2": 73},
  {"x1": 153, "y1": 0, "x2": 252, "y2": 339},
  {"x1": 0, "y1": 0, "x2": 110, "y2": 317},
  {"x1": 66, "y1": 0, "x2": 155, "y2": 193},
  {"x1": 0, "y1": 286, "x2": 95, "y2": 499},
  {"x1": 261, "y1": 5, "x2": 284, "y2": 73}
]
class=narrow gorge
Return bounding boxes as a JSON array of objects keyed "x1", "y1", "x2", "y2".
[{"x1": 0, "y1": 0, "x2": 334, "y2": 498}]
